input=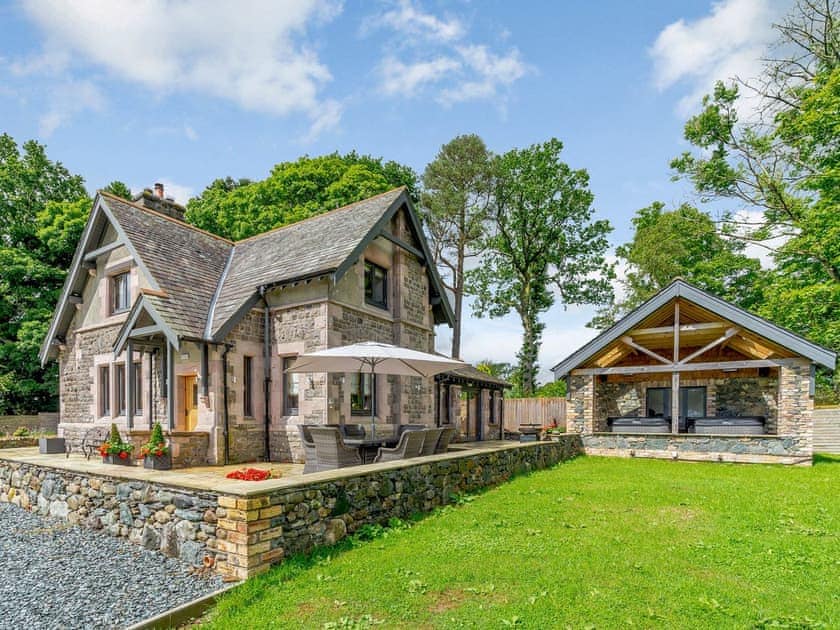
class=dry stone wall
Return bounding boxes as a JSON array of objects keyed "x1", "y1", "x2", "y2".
[{"x1": 0, "y1": 461, "x2": 223, "y2": 568}]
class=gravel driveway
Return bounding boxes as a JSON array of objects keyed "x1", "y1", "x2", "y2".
[{"x1": 0, "y1": 503, "x2": 225, "y2": 629}]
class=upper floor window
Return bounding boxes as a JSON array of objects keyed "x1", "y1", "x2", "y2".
[
  {"x1": 364, "y1": 261, "x2": 388, "y2": 310},
  {"x1": 110, "y1": 272, "x2": 130, "y2": 314},
  {"x1": 283, "y1": 357, "x2": 299, "y2": 415}
]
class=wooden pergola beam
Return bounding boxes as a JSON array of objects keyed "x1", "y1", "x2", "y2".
[
  {"x1": 629, "y1": 321, "x2": 727, "y2": 337},
  {"x1": 620, "y1": 336, "x2": 672, "y2": 365},
  {"x1": 678, "y1": 327, "x2": 739, "y2": 364},
  {"x1": 571, "y1": 358, "x2": 782, "y2": 376}
]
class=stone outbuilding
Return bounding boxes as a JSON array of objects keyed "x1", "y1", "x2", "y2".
[
  {"x1": 552, "y1": 279, "x2": 836, "y2": 465},
  {"x1": 40, "y1": 186, "x2": 454, "y2": 466}
]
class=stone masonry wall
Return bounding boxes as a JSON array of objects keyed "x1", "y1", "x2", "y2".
[
  {"x1": 0, "y1": 461, "x2": 223, "y2": 568},
  {"x1": 226, "y1": 310, "x2": 267, "y2": 464},
  {"x1": 128, "y1": 431, "x2": 210, "y2": 468},
  {"x1": 567, "y1": 375, "x2": 594, "y2": 434},
  {"x1": 215, "y1": 437, "x2": 582, "y2": 579},
  {"x1": 59, "y1": 324, "x2": 122, "y2": 425},
  {"x1": 583, "y1": 433, "x2": 811, "y2": 465},
  {"x1": 776, "y1": 358, "x2": 813, "y2": 457}
]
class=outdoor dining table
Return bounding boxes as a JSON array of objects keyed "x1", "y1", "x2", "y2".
[{"x1": 344, "y1": 436, "x2": 400, "y2": 464}]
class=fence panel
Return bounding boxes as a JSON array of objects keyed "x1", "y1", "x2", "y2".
[{"x1": 503, "y1": 398, "x2": 566, "y2": 430}]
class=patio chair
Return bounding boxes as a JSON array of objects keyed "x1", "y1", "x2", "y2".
[
  {"x1": 397, "y1": 424, "x2": 426, "y2": 438},
  {"x1": 419, "y1": 427, "x2": 445, "y2": 456},
  {"x1": 308, "y1": 426, "x2": 362, "y2": 471},
  {"x1": 434, "y1": 426, "x2": 457, "y2": 454},
  {"x1": 298, "y1": 425, "x2": 319, "y2": 474},
  {"x1": 373, "y1": 429, "x2": 425, "y2": 464},
  {"x1": 341, "y1": 423, "x2": 366, "y2": 440}
]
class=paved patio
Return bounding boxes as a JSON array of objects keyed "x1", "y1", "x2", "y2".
[{"x1": 0, "y1": 442, "x2": 493, "y2": 495}]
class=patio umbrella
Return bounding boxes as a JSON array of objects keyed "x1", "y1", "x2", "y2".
[{"x1": 286, "y1": 342, "x2": 465, "y2": 438}]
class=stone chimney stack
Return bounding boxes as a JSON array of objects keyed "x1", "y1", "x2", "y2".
[{"x1": 133, "y1": 183, "x2": 186, "y2": 222}]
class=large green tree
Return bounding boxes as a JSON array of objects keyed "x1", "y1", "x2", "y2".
[
  {"x1": 421, "y1": 134, "x2": 492, "y2": 359},
  {"x1": 0, "y1": 134, "x2": 89, "y2": 413},
  {"x1": 469, "y1": 139, "x2": 613, "y2": 395},
  {"x1": 670, "y1": 0, "x2": 840, "y2": 399},
  {"x1": 185, "y1": 152, "x2": 417, "y2": 240},
  {"x1": 591, "y1": 202, "x2": 765, "y2": 328}
]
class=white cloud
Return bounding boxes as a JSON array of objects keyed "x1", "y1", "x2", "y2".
[
  {"x1": 39, "y1": 79, "x2": 104, "y2": 137},
  {"x1": 438, "y1": 45, "x2": 528, "y2": 105},
  {"x1": 650, "y1": 0, "x2": 782, "y2": 116},
  {"x1": 365, "y1": 0, "x2": 529, "y2": 106},
  {"x1": 363, "y1": 0, "x2": 464, "y2": 42},
  {"x1": 380, "y1": 56, "x2": 462, "y2": 94},
  {"x1": 17, "y1": 0, "x2": 343, "y2": 136}
]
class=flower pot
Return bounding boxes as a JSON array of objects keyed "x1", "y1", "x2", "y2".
[
  {"x1": 39, "y1": 437, "x2": 66, "y2": 454},
  {"x1": 102, "y1": 453, "x2": 133, "y2": 465},
  {"x1": 143, "y1": 452, "x2": 172, "y2": 470}
]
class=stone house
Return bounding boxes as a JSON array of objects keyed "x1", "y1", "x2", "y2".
[
  {"x1": 552, "y1": 279, "x2": 836, "y2": 465},
  {"x1": 39, "y1": 186, "x2": 454, "y2": 466}
]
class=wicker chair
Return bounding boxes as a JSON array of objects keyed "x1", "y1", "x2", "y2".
[
  {"x1": 341, "y1": 423, "x2": 366, "y2": 440},
  {"x1": 309, "y1": 426, "x2": 362, "y2": 471},
  {"x1": 397, "y1": 424, "x2": 426, "y2": 438},
  {"x1": 435, "y1": 426, "x2": 457, "y2": 454},
  {"x1": 373, "y1": 429, "x2": 425, "y2": 464},
  {"x1": 419, "y1": 427, "x2": 445, "y2": 456},
  {"x1": 298, "y1": 425, "x2": 319, "y2": 474}
]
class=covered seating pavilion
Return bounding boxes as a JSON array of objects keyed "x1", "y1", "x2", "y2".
[
  {"x1": 552, "y1": 280, "x2": 835, "y2": 464},
  {"x1": 435, "y1": 365, "x2": 511, "y2": 441}
]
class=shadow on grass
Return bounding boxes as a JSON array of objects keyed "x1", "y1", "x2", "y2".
[{"x1": 813, "y1": 453, "x2": 840, "y2": 465}]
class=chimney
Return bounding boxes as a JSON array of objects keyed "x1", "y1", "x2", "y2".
[{"x1": 133, "y1": 184, "x2": 186, "y2": 222}]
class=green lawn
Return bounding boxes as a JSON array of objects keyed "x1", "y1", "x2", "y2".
[{"x1": 205, "y1": 455, "x2": 839, "y2": 629}]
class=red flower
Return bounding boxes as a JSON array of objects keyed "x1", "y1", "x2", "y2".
[
  {"x1": 154, "y1": 448, "x2": 164, "y2": 457},
  {"x1": 118, "y1": 451, "x2": 128, "y2": 460}
]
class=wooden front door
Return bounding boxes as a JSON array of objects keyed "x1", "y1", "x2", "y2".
[{"x1": 182, "y1": 375, "x2": 198, "y2": 431}]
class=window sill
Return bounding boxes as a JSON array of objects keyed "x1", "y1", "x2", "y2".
[{"x1": 364, "y1": 299, "x2": 388, "y2": 311}]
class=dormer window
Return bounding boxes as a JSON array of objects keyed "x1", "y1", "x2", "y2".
[
  {"x1": 110, "y1": 272, "x2": 130, "y2": 314},
  {"x1": 364, "y1": 261, "x2": 388, "y2": 310}
]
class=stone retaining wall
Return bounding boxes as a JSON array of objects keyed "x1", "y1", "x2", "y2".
[
  {"x1": 215, "y1": 437, "x2": 582, "y2": 580},
  {"x1": 583, "y1": 433, "x2": 811, "y2": 465},
  {"x1": 0, "y1": 462, "x2": 223, "y2": 568},
  {"x1": 0, "y1": 414, "x2": 59, "y2": 435}
]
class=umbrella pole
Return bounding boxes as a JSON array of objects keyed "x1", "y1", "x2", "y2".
[{"x1": 370, "y1": 364, "x2": 375, "y2": 439}]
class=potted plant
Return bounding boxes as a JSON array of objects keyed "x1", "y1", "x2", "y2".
[
  {"x1": 99, "y1": 423, "x2": 134, "y2": 465},
  {"x1": 139, "y1": 422, "x2": 171, "y2": 470},
  {"x1": 541, "y1": 420, "x2": 566, "y2": 442},
  {"x1": 39, "y1": 434, "x2": 66, "y2": 454}
]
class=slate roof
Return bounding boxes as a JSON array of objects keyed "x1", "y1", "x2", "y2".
[
  {"x1": 42, "y1": 187, "x2": 445, "y2": 361},
  {"x1": 550, "y1": 279, "x2": 837, "y2": 376},
  {"x1": 209, "y1": 188, "x2": 405, "y2": 337},
  {"x1": 102, "y1": 193, "x2": 233, "y2": 340}
]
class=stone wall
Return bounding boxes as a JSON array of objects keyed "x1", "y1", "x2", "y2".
[
  {"x1": 59, "y1": 324, "x2": 122, "y2": 424},
  {"x1": 567, "y1": 375, "x2": 594, "y2": 434},
  {"x1": 0, "y1": 414, "x2": 59, "y2": 436},
  {"x1": 215, "y1": 437, "x2": 582, "y2": 579},
  {"x1": 0, "y1": 461, "x2": 222, "y2": 568},
  {"x1": 583, "y1": 433, "x2": 811, "y2": 465}
]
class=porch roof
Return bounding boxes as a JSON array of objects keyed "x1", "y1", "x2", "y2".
[{"x1": 552, "y1": 279, "x2": 836, "y2": 377}]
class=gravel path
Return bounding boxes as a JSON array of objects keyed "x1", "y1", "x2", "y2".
[{"x1": 0, "y1": 503, "x2": 225, "y2": 629}]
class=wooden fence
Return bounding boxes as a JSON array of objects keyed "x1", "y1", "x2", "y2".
[
  {"x1": 814, "y1": 406, "x2": 840, "y2": 454},
  {"x1": 503, "y1": 397, "x2": 566, "y2": 430}
]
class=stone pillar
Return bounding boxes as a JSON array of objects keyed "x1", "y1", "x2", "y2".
[
  {"x1": 567, "y1": 375, "x2": 595, "y2": 434},
  {"x1": 776, "y1": 358, "x2": 814, "y2": 458}
]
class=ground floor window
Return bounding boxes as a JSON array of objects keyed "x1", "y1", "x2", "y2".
[
  {"x1": 133, "y1": 362, "x2": 143, "y2": 414},
  {"x1": 98, "y1": 365, "x2": 110, "y2": 417},
  {"x1": 115, "y1": 364, "x2": 126, "y2": 416},
  {"x1": 283, "y1": 357, "x2": 299, "y2": 415},
  {"x1": 243, "y1": 356, "x2": 254, "y2": 417},
  {"x1": 350, "y1": 372, "x2": 375, "y2": 416}
]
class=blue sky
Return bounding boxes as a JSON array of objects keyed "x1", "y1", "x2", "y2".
[{"x1": 0, "y1": 0, "x2": 788, "y2": 381}]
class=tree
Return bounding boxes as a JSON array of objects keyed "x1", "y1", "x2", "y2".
[
  {"x1": 421, "y1": 135, "x2": 492, "y2": 358},
  {"x1": 185, "y1": 153, "x2": 417, "y2": 240},
  {"x1": 671, "y1": 0, "x2": 840, "y2": 400},
  {"x1": 469, "y1": 139, "x2": 613, "y2": 396},
  {"x1": 0, "y1": 133, "x2": 86, "y2": 249},
  {"x1": 0, "y1": 134, "x2": 90, "y2": 414},
  {"x1": 591, "y1": 202, "x2": 765, "y2": 328}
]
